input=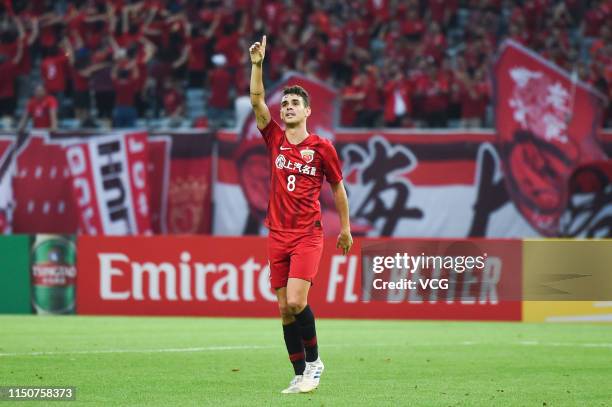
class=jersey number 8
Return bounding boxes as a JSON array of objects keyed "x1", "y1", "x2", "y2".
[{"x1": 287, "y1": 174, "x2": 296, "y2": 192}]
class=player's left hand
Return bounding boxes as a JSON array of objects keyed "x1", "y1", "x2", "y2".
[{"x1": 336, "y1": 229, "x2": 353, "y2": 255}]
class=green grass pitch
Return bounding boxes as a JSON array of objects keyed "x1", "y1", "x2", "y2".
[{"x1": 0, "y1": 316, "x2": 610, "y2": 406}]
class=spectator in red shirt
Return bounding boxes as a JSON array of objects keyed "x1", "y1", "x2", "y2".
[
  {"x1": 422, "y1": 22, "x2": 447, "y2": 63},
  {"x1": 89, "y1": 37, "x2": 115, "y2": 124},
  {"x1": 162, "y1": 78, "x2": 184, "y2": 124},
  {"x1": 186, "y1": 23, "x2": 212, "y2": 87},
  {"x1": 82, "y1": 2, "x2": 113, "y2": 50},
  {"x1": 589, "y1": 24, "x2": 610, "y2": 60},
  {"x1": 340, "y1": 73, "x2": 367, "y2": 127},
  {"x1": 38, "y1": 2, "x2": 62, "y2": 57},
  {"x1": 16, "y1": 14, "x2": 38, "y2": 80},
  {"x1": 428, "y1": 0, "x2": 458, "y2": 29},
  {"x1": 458, "y1": 68, "x2": 490, "y2": 128},
  {"x1": 111, "y1": 61, "x2": 139, "y2": 128},
  {"x1": 207, "y1": 54, "x2": 233, "y2": 127},
  {"x1": 123, "y1": 39, "x2": 155, "y2": 118},
  {"x1": 356, "y1": 65, "x2": 384, "y2": 127},
  {"x1": 582, "y1": 0, "x2": 609, "y2": 37},
  {"x1": 166, "y1": 23, "x2": 189, "y2": 80},
  {"x1": 345, "y1": 8, "x2": 371, "y2": 50},
  {"x1": 214, "y1": 22, "x2": 243, "y2": 73},
  {"x1": 18, "y1": 84, "x2": 58, "y2": 130},
  {"x1": 323, "y1": 19, "x2": 349, "y2": 84},
  {"x1": 40, "y1": 44, "x2": 69, "y2": 113},
  {"x1": 383, "y1": 68, "x2": 412, "y2": 127},
  {"x1": 0, "y1": 28, "x2": 22, "y2": 123},
  {"x1": 507, "y1": 23, "x2": 529, "y2": 46},
  {"x1": 402, "y1": 7, "x2": 425, "y2": 42},
  {"x1": 66, "y1": 44, "x2": 110, "y2": 125},
  {"x1": 415, "y1": 62, "x2": 450, "y2": 127}
]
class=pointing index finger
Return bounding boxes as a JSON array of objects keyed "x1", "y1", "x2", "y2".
[{"x1": 262, "y1": 35, "x2": 267, "y2": 49}]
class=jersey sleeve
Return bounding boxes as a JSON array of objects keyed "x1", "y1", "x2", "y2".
[
  {"x1": 321, "y1": 140, "x2": 343, "y2": 184},
  {"x1": 48, "y1": 96, "x2": 59, "y2": 110},
  {"x1": 259, "y1": 119, "x2": 283, "y2": 149}
]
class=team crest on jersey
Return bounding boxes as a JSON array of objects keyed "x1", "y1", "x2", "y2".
[
  {"x1": 275, "y1": 154, "x2": 287, "y2": 169},
  {"x1": 300, "y1": 148, "x2": 315, "y2": 163}
]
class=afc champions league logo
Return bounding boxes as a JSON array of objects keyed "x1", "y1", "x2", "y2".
[
  {"x1": 300, "y1": 148, "x2": 315, "y2": 163},
  {"x1": 275, "y1": 154, "x2": 287, "y2": 169}
]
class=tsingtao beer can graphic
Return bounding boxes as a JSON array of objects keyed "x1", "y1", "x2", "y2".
[{"x1": 31, "y1": 235, "x2": 77, "y2": 314}]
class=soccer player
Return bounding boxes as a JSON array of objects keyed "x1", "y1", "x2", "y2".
[
  {"x1": 249, "y1": 35, "x2": 353, "y2": 394},
  {"x1": 17, "y1": 84, "x2": 58, "y2": 132}
]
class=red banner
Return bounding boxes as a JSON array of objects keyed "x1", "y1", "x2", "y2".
[
  {"x1": 149, "y1": 132, "x2": 214, "y2": 234},
  {"x1": 0, "y1": 136, "x2": 15, "y2": 233},
  {"x1": 493, "y1": 40, "x2": 608, "y2": 236},
  {"x1": 560, "y1": 160, "x2": 612, "y2": 236},
  {"x1": 12, "y1": 133, "x2": 79, "y2": 234},
  {"x1": 76, "y1": 236, "x2": 521, "y2": 321},
  {"x1": 216, "y1": 129, "x2": 544, "y2": 237},
  {"x1": 65, "y1": 131, "x2": 152, "y2": 235},
  {"x1": 7, "y1": 130, "x2": 213, "y2": 235}
]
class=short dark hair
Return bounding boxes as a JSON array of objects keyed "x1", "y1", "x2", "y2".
[{"x1": 282, "y1": 85, "x2": 310, "y2": 107}]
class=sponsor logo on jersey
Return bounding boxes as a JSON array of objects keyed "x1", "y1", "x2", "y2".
[
  {"x1": 274, "y1": 154, "x2": 317, "y2": 176},
  {"x1": 300, "y1": 148, "x2": 315, "y2": 163},
  {"x1": 275, "y1": 154, "x2": 287, "y2": 169}
]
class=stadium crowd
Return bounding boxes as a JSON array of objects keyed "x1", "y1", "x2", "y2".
[{"x1": 0, "y1": 0, "x2": 610, "y2": 130}]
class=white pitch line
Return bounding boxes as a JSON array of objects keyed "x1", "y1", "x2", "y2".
[
  {"x1": 2, "y1": 341, "x2": 611, "y2": 357},
  {"x1": 0, "y1": 345, "x2": 277, "y2": 357},
  {"x1": 0, "y1": 343, "x2": 360, "y2": 357},
  {"x1": 460, "y1": 341, "x2": 612, "y2": 348},
  {"x1": 535, "y1": 342, "x2": 612, "y2": 348}
]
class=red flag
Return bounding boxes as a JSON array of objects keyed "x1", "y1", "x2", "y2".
[
  {"x1": 560, "y1": 160, "x2": 612, "y2": 237},
  {"x1": 493, "y1": 40, "x2": 608, "y2": 236},
  {"x1": 146, "y1": 131, "x2": 215, "y2": 234},
  {"x1": 0, "y1": 136, "x2": 15, "y2": 233},
  {"x1": 12, "y1": 133, "x2": 79, "y2": 234},
  {"x1": 65, "y1": 131, "x2": 152, "y2": 235}
]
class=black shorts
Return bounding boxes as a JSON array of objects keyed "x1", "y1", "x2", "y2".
[
  {"x1": 74, "y1": 90, "x2": 91, "y2": 109},
  {"x1": 95, "y1": 91, "x2": 115, "y2": 119},
  {"x1": 0, "y1": 96, "x2": 16, "y2": 117},
  {"x1": 188, "y1": 70, "x2": 206, "y2": 87}
]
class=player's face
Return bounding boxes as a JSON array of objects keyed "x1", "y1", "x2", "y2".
[{"x1": 280, "y1": 94, "x2": 311, "y2": 125}]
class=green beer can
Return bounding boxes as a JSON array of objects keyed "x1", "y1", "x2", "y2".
[{"x1": 31, "y1": 234, "x2": 77, "y2": 314}]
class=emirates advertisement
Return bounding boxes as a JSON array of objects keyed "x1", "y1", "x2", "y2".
[{"x1": 76, "y1": 236, "x2": 521, "y2": 321}]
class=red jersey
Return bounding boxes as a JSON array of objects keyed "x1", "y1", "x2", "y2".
[
  {"x1": 113, "y1": 78, "x2": 138, "y2": 106},
  {"x1": 0, "y1": 57, "x2": 18, "y2": 99},
  {"x1": 187, "y1": 36, "x2": 207, "y2": 71},
  {"x1": 163, "y1": 89, "x2": 182, "y2": 115},
  {"x1": 27, "y1": 95, "x2": 58, "y2": 128},
  {"x1": 41, "y1": 54, "x2": 69, "y2": 93},
  {"x1": 260, "y1": 119, "x2": 343, "y2": 232},
  {"x1": 208, "y1": 68, "x2": 232, "y2": 109}
]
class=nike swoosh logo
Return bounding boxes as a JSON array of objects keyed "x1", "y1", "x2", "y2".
[{"x1": 280, "y1": 146, "x2": 291, "y2": 150}]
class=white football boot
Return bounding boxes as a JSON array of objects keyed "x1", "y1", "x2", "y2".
[
  {"x1": 281, "y1": 375, "x2": 303, "y2": 394},
  {"x1": 298, "y1": 357, "x2": 324, "y2": 393}
]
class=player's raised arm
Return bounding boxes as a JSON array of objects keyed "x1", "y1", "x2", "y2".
[{"x1": 249, "y1": 35, "x2": 271, "y2": 130}]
